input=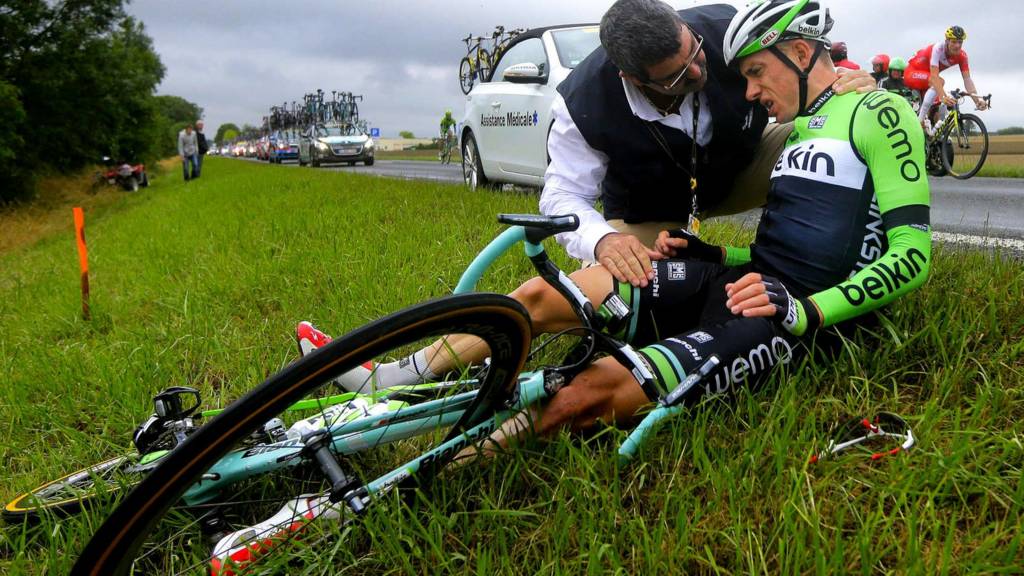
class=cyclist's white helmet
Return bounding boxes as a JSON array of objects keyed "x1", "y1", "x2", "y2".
[{"x1": 723, "y1": 0, "x2": 833, "y2": 66}]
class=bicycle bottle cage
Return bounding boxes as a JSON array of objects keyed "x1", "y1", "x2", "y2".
[{"x1": 153, "y1": 386, "x2": 202, "y2": 421}]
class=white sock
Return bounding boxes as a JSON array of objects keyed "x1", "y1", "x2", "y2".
[{"x1": 333, "y1": 350, "x2": 436, "y2": 393}]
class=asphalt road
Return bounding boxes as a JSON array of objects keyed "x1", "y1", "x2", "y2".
[{"x1": 259, "y1": 157, "x2": 1024, "y2": 244}]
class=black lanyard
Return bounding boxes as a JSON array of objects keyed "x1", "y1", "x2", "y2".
[{"x1": 643, "y1": 93, "x2": 702, "y2": 231}]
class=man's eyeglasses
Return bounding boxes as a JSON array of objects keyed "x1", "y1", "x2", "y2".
[{"x1": 647, "y1": 24, "x2": 704, "y2": 91}]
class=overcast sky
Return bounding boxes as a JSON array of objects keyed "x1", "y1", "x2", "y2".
[{"x1": 127, "y1": 0, "x2": 1023, "y2": 138}]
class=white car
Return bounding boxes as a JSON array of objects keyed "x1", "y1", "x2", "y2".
[
  {"x1": 459, "y1": 24, "x2": 600, "y2": 190},
  {"x1": 298, "y1": 124, "x2": 375, "y2": 167}
]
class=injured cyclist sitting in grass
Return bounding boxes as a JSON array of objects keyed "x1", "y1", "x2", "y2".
[{"x1": 299, "y1": 0, "x2": 931, "y2": 453}]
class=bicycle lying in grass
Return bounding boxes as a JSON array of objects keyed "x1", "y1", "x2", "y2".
[
  {"x1": 7, "y1": 214, "x2": 719, "y2": 575},
  {"x1": 924, "y1": 88, "x2": 992, "y2": 179}
]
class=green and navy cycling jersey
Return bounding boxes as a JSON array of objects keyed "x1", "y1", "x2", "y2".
[
  {"x1": 609, "y1": 88, "x2": 931, "y2": 401},
  {"x1": 744, "y1": 87, "x2": 932, "y2": 330}
]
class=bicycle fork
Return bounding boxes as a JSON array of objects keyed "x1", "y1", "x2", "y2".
[{"x1": 208, "y1": 429, "x2": 368, "y2": 574}]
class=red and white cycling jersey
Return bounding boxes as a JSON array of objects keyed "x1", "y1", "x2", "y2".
[{"x1": 905, "y1": 40, "x2": 970, "y2": 91}]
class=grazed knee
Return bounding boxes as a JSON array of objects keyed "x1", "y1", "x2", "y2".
[{"x1": 539, "y1": 368, "x2": 617, "y2": 434}]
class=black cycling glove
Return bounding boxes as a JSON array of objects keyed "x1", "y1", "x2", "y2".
[
  {"x1": 759, "y1": 274, "x2": 821, "y2": 336},
  {"x1": 667, "y1": 228, "x2": 724, "y2": 264}
]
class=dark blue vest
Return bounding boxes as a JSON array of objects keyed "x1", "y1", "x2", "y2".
[{"x1": 557, "y1": 4, "x2": 767, "y2": 223}]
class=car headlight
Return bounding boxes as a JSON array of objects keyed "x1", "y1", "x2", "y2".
[
  {"x1": 363, "y1": 139, "x2": 374, "y2": 149},
  {"x1": 315, "y1": 140, "x2": 330, "y2": 151}
]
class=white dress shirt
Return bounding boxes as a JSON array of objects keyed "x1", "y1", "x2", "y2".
[{"x1": 540, "y1": 78, "x2": 713, "y2": 260}]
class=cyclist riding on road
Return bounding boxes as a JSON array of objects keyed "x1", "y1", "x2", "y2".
[
  {"x1": 439, "y1": 109, "x2": 457, "y2": 162},
  {"x1": 440, "y1": 109, "x2": 457, "y2": 143},
  {"x1": 301, "y1": 0, "x2": 931, "y2": 449},
  {"x1": 904, "y1": 26, "x2": 988, "y2": 134}
]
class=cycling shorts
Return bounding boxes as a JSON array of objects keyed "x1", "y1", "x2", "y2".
[{"x1": 611, "y1": 260, "x2": 806, "y2": 403}]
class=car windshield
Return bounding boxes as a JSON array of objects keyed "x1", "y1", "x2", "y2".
[
  {"x1": 551, "y1": 26, "x2": 600, "y2": 69},
  {"x1": 316, "y1": 125, "x2": 363, "y2": 137}
]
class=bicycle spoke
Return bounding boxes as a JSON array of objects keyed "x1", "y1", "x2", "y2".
[{"x1": 942, "y1": 113, "x2": 989, "y2": 179}]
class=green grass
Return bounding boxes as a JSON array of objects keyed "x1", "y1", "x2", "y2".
[
  {"x1": 1, "y1": 156, "x2": 1023, "y2": 573},
  {"x1": 976, "y1": 163, "x2": 1024, "y2": 178}
]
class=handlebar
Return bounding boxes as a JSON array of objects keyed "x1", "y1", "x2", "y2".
[{"x1": 949, "y1": 89, "x2": 993, "y2": 109}]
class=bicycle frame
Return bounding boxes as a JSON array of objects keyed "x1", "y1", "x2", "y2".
[
  {"x1": 197, "y1": 216, "x2": 719, "y2": 570},
  {"x1": 185, "y1": 219, "x2": 671, "y2": 507}
]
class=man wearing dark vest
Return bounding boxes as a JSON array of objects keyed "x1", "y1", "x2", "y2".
[{"x1": 540, "y1": 0, "x2": 872, "y2": 289}]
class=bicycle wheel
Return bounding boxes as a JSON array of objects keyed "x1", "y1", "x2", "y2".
[
  {"x1": 71, "y1": 293, "x2": 531, "y2": 576},
  {"x1": 940, "y1": 113, "x2": 989, "y2": 179},
  {"x1": 441, "y1": 138, "x2": 452, "y2": 164},
  {"x1": 4, "y1": 455, "x2": 145, "y2": 522},
  {"x1": 459, "y1": 57, "x2": 474, "y2": 94}
]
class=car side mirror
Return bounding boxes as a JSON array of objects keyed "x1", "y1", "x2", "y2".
[{"x1": 503, "y1": 63, "x2": 547, "y2": 84}]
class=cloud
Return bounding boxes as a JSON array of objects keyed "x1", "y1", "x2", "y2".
[{"x1": 129, "y1": 0, "x2": 1024, "y2": 135}]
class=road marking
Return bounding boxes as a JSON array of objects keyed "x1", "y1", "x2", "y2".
[{"x1": 933, "y1": 231, "x2": 1024, "y2": 253}]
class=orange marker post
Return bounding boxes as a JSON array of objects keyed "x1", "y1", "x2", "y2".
[{"x1": 73, "y1": 207, "x2": 90, "y2": 320}]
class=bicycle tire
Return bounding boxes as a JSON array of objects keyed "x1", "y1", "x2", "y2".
[
  {"x1": 459, "y1": 57, "x2": 474, "y2": 94},
  {"x1": 71, "y1": 293, "x2": 531, "y2": 576},
  {"x1": 3, "y1": 455, "x2": 143, "y2": 522},
  {"x1": 940, "y1": 113, "x2": 989, "y2": 179}
]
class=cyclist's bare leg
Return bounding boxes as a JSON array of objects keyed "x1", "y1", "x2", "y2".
[
  {"x1": 467, "y1": 356, "x2": 648, "y2": 459},
  {"x1": 419, "y1": 265, "x2": 617, "y2": 375}
]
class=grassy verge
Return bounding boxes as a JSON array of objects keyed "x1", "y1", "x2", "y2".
[
  {"x1": 0, "y1": 158, "x2": 177, "y2": 254},
  {"x1": 977, "y1": 158, "x2": 1024, "y2": 178},
  {"x1": 1, "y1": 157, "x2": 1022, "y2": 573}
]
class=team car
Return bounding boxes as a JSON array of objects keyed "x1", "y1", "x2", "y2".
[
  {"x1": 299, "y1": 124, "x2": 375, "y2": 167},
  {"x1": 459, "y1": 24, "x2": 601, "y2": 190},
  {"x1": 269, "y1": 131, "x2": 300, "y2": 163}
]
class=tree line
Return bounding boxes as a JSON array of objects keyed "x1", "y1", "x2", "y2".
[{"x1": 0, "y1": 0, "x2": 206, "y2": 203}]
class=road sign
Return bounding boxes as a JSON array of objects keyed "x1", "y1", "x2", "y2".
[{"x1": 370, "y1": 128, "x2": 380, "y2": 137}]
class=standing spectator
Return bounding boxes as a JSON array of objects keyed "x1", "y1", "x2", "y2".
[
  {"x1": 829, "y1": 41, "x2": 860, "y2": 70},
  {"x1": 177, "y1": 124, "x2": 198, "y2": 182},
  {"x1": 195, "y1": 120, "x2": 209, "y2": 178}
]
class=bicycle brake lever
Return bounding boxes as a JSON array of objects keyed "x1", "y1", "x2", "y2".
[{"x1": 663, "y1": 355, "x2": 721, "y2": 407}]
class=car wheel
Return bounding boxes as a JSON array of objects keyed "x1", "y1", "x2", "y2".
[
  {"x1": 364, "y1": 157, "x2": 374, "y2": 166},
  {"x1": 461, "y1": 132, "x2": 489, "y2": 191}
]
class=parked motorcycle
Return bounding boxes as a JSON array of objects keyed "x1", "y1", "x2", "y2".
[{"x1": 96, "y1": 156, "x2": 149, "y2": 192}]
